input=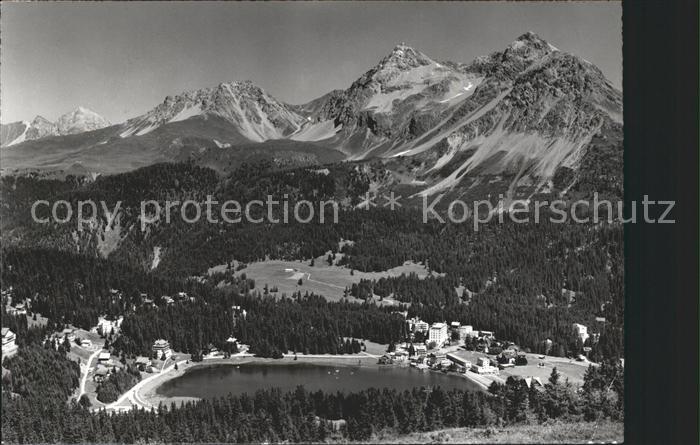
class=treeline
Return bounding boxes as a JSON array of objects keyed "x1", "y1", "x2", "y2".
[
  {"x1": 113, "y1": 291, "x2": 407, "y2": 358},
  {"x1": 1, "y1": 248, "x2": 407, "y2": 358},
  {"x1": 1, "y1": 248, "x2": 198, "y2": 330},
  {"x1": 2, "y1": 350, "x2": 623, "y2": 443}
]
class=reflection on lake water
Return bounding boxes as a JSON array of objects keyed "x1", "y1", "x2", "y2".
[{"x1": 157, "y1": 362, "x2": 480, "y2": 399}]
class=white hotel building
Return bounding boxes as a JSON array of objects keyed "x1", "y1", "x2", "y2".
[{"x1": 428, "y1": 322, "x2": 448, "y2": 347}]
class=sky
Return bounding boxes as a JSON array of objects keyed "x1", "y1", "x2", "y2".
[{"x1": 1, "y1": 1, "x2": 622, "y2": 124}]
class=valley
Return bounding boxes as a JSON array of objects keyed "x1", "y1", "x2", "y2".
[{"x1": 1, "y1": 22, "x2": 624, "y2": 445}]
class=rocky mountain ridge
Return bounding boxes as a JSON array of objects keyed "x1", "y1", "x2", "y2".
[{"x1": 1, "y1": 32, "x2": 622, "y2": 201}]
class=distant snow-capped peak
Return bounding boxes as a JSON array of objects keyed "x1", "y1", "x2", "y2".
[{"x1": 1, "y1": 107, "x2": 110, "y2": 147}]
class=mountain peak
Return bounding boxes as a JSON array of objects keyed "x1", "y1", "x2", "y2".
[
  {"x1": 508, "y1": 31, "x2": 557, "y2": 52},
  {"x1": 56, "y1": 107, "x2": 110, "y2": 135},
  {"x1": 516, "y1": 31, "x2": 541, "y2": 42},
  {"x1": 379, "y1": 43, "x2": 433, "y2": 69}
]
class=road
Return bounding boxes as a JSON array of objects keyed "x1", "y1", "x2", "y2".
[
  {"x1": 103, "y1": 359, "x2": 189, "y2": 411},
  {"x1": 78, "y1": 348, "x2": 102, "y2": 399}
]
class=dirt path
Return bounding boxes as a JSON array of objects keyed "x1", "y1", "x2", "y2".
[{"x1": 78, "y1": 348, "x2": 102, "y2": 400}]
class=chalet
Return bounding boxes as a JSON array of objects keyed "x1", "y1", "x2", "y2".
[
  {"x1": 81, "y1": 339, "x2": 93, "y2": 348},
  {"x1": 2, "y1": 328, "x2": 18, "y2": 358},
  {"x1": 60, "y1": 328, "x2": 76, "y2": 342},
  {"x1": 94, "y1": 366, "x2": 110, "y2": 382},
  {"x1": 162, "y1": 296, "x2": 175, "y2": 305},
  {"x1": 510, "y1": 375, "x2": 544, "y2": 389},
  {"x1": 135, "y1": 356, "x2": 152, "y2": 368},
  {"x1": 98, "y1": 351, "x2": 111, "y2": 362},
  {"x1": 450, "y1": 321, "x2": 461, "y2": 329},
  {"x1": 502, "y1": 347, "x2": 518, "y2": 359}
]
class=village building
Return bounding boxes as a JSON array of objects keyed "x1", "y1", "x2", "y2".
[
  {"x1": 458, "y1": 325, "x2": 474, "y2": 339},
  {"x1": 94, "y1": 366, "x2": 110, "y2": 382},
  {"x1": 428, "y1": 322, "x2": 448, "y2": 347},
  {"x1": 572, "y1": 323, "x2": 590, "y2": 343},
  {"x1": 479, "y1": 330, "x2": 495, "y2": 339},
  {"x1": 471, "y1": 356, "x2": 499, "y2": 375},
  {"x1": 7, "y1": 303, "x2": 27, "y2": 316},
  {"x1": 135, "y1": 356, "x2": 152, "y2": 368},
  {"x1": 60, "y1": 328, "x2": 76, "y2": 342},
  {"x1": 97, "y1": 316, "x2": 123, "y2": 336},
  {"x1": 407, "y1": 317, "x2": 430, "y2": 334},
  {"x1": 446, "y1": 352, "x2": 472, "y2": 370},
  {"x1": 413, "y1": 344, "x2": 427, "y2": 355},
  {"x1": 152, "y1": 339, "x2": 172, "y2": 359},
  {"x1": 2, "y1": 328, "x2": 18, "y2": 358}
]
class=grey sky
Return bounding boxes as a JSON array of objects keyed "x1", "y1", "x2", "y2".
[{"x1": 1, "y1": 1, "x2": 621, "y2": 124}]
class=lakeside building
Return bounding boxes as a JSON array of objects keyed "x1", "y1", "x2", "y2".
[
  {"x1": 413, "y1": 344, "x2": 427, "y2": 355},
  {"x1": 428, "y1": 322, "x2": 448, "y2": 347},
  {"x1": 446, "y1": 352, "x2": 472, "y2": 370},
  {"x1": 471, "y1": 356, "x2": 499, "y2": 375},
  {"x1": 2, "y1": 328, "x2": 18, "y2": 358},
  {"x1": 152, "y1": 339, "x2": 173, "y2": 359}
]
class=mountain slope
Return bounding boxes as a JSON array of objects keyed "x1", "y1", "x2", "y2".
[
  {"x1": 303, "y1": 32, "x2": 622, "y2": 200},
  {"x1": 1, "y1": 32, "x2": 621, "y2": 197}
]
